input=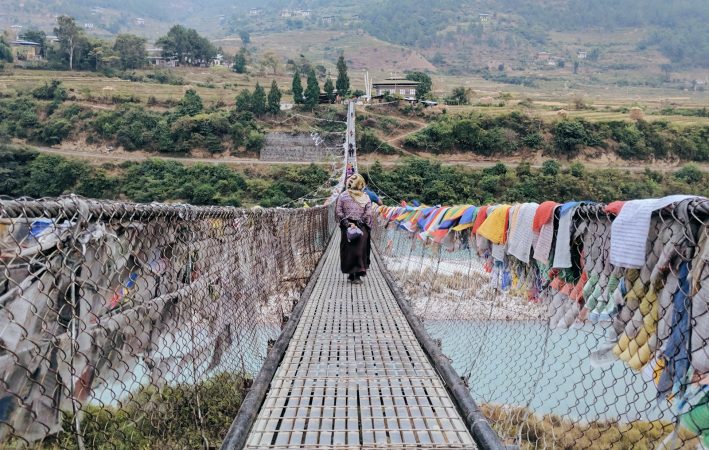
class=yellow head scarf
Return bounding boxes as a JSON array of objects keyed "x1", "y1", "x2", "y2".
[{"x1": 346, "y1": 174, "x2": 370, "y2": 207}]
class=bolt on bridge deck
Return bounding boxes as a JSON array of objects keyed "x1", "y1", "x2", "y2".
[{"x1": 244, "y1": 234, "x2": 477, "y2": 449}]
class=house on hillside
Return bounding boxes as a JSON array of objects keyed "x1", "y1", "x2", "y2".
[
  {"x1": 146, "y1": 48, "x2": 177, "y2": 68},
  {"x1": 10, "y1": 40, "x2": 42, "y2": 61},
  {"x1": 577, "y1": 50, "x2": 587, "y2": 59},
  {"x1": 294, "y1": 9, "x2": 312, "y2": 17},
  {"x1": 372, "y1": 78, "x2": 419, "y2": 98},
  {"x1": 212, "y1": 54, "x2": 224, "y2": 66},
  {"x1": 280, "y1": 9, "x2": 292, "y2": 17},
  {"x1": 479, "y1": 13, "x2": 491, "y2": 23},
  {"x1": 321, "y1": 16, "x2": 335, "y2": 24},
  {"x1": 134, "y1": 17, "x2": 145, "y2": 26},
  {"x1": 249, "y1": 8, "x2": 262, "y2": 16},
  {"x1": 537, "y1": 51, "x2": 550, "y2": 61},
  {"x1": 84, "y1": 23, "x2": 94, "y2": 30}
]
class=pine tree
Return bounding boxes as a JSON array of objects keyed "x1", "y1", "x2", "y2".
[
  {"x1": 177, "y1": 89, "x2": 203, "y2": 116},
  {"x1": 232, "y1": 48, "x2": 247, "y2": 73},
  {"x1": 251, "y1": 83, "x2": 266, "y2": 116},
  {"x1": 291, "y1": 70, "x2": 303, "y2": 104},
  {"x1": 336, "y1": 54, "x2": 350, "y2": 96},
  {"x1": 235, "y1": 89, "x2": 251, "y2": 112},
  {"x1": 305, "y1": 69, "x2": 320, "y2": 110},
  {"x1": 267, "y1": 80, "x2": 282, "y2": 114},
  {"x1": 323, "y1": 78, "x2": 335, "y2": 103}
]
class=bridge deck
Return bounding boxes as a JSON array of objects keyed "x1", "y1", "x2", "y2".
[{"x1": 245, "y1": 234, "x2": 477, "y2": 449}]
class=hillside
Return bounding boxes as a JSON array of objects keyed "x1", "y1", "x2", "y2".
[{"x1": 2, "y1": 0, "x2": 707, "y2": 82}]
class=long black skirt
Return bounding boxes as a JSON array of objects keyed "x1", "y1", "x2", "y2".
[{"x1": 340, "y1": 225, "x2": 371, "y2": 275}]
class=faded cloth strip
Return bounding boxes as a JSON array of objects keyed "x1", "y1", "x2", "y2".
[
  {"x1": 604, "y1": 200, "x2": 625, "y2": 216},
  {"x1": 472, "y1": 205, "x2": 489, "y2": 234},
  {"x1": 533, "y1": 204, "x2": 559, "y2": 264},
  {"x1": 507, "y1": 202, "x2": 539, "y2": 264},
  {"x1": 477, "y1": 205, "x2": 511, "y2": 244},
  {"x1": 610, "y1": 195, "x2": 698, "y2": 268},
  {"x1": 533, "y1": 201, "x2": 560, "y2": 232},
  {"x1": 552, "y1": 202, "x2": 580, "y2": 269}
]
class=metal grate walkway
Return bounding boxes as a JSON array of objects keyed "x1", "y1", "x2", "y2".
[{"x1": 244, "y1": 234, "x2": 477, "y2": 449}]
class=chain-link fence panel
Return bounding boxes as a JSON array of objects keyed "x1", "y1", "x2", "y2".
[
  {"x1": 372, "y1": 198, "x2": 708, "y2": 449},
  {"x1": 0, "y1": 196, "x2": 336, "y2": 449}
]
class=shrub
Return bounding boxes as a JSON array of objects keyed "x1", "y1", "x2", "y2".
[
  {"x1": 674, "y1": 163, "x2": 704, "y2": 184},
  {"x1": 31, "y1": 80, "x2": 67, "y2": 101},
  {"x1": 146, "y1": 70, "x2": 185, "y2": 85},
  {"x1": 245, "y1": 130, "x2": 265, "y2": 152},
  {"x1": 541, "y1": 159, "x2": 560, "y2": 176},
  {"x1": 553, "y1": 119, "x2": 590, "y2": 156},
  {"x1": 34, "y1": 118, "x2": 72, "y2": 145},
  {"x1": 358, "y1": 128, "x2": 397, "y2": 154},
  {"x1": 569, "y1": 162, "x2": 585, "y2": 177},
  {"x1": 521, "y1": 132, "x2": 544, "y2": 149}
]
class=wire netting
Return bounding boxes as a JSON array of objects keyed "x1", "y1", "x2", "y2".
[
  {"x1": 372, "y1": 198, "x2": 708, "y2": 449},
  {"x1": 0, "y1": 196, "x2": 336, "y2": 449}
]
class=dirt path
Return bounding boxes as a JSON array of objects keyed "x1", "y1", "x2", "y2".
[
  {"x1": 33, "y1": 145, "x2": 702, "y2": 173},
  {"x1": 32, "y1": 146, "x2": 315, "y2": 166}
]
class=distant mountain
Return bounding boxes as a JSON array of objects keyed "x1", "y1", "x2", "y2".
[{"x1": 2, "y1": 0, "x2": 707, "y2": 75}]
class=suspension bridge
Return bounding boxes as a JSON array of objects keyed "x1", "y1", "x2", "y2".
[{"x1": 0, "y1": 101, "x2": 707, "y2": 450}]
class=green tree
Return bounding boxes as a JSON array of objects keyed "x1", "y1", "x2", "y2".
[
  {"x1": 55, "y1": 15, "x2": 84, "y2": 70},
  {"x1": 232, "y1": 48, "x2": 247, "y2": 73},
  {"x1": 235, "y1": 89, "x2": 252, "y2": 112},
  {"x1": 674, "y1": 163, "x2": 704, "y2": 183},
  {"x1": 23, "y1": 154, "x2": 88, "y2": 197},
  {"x1": 541, "y1": 159, "x2": 560, "y2": 176},
  {"x1": 405, "y1": 72, "x2": 432, "y2": 100},
  {"x1": 292, "y1": 70, "x2": 304, "y2": 104},
  {"x1": 0, "y1": 36, "x2": 14, "y2": 63},
  {"x1": 21, "y1": 30, "x2": 47, "y2": 58},
  {"x1": 239, "y1": 31, "x2": 251, "y2": 44},
  {"x1": 304, "y1": 69, "x2": 320, "y2": 109},
  {"x1": 445, "y1": 87, "x2": 470, "y2": 105},
  {"x1": 157, "y1": 25, "x2": 216, "y2": 66},
  {"x1": 177, "y1": 89, "x2": 203, "y2": 116},
  {"x1": 335, "y1": 54, "x2": 349, "y2": 96},
  {"x1": 113, "y1": 34, "x2": 146, "y2": 70},
  {"x1": 251, "y1": 82, "x2": 266, "y2": 117},
  {"x1": 323, "y1": 78, "x2": 335, "y2": 103},
  {"x1": 553, "y1": 119, "x2": 589, "y2": 155},
  {"x1": 267, "y1": 80, "x2": 282, "y2": 115},
  {"x1": 85, "y1": 39, "x2": 118, "y2": 71}
]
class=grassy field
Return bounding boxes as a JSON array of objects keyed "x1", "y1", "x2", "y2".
[
  {"x1": 442, "y1": 104, "x2": 709, "y2": 127},
  {"x1": 1, "y1": 65, "x2": 707, "y2": 116},
  {"x1": 0, "y1": 67, "x2": 296, "y2": 106}
]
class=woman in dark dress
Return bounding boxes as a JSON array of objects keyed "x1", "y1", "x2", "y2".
[{"x1": 336, "y1": 174, "x2": 373, "y2": 284}]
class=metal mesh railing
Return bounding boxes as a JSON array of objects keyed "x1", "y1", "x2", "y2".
[
  {"x1": 0, "y1": 196, "x2": 336, "y2": 449},
  {"x1": 372, "y1": 198, "x2": 708, "y2": 449}
]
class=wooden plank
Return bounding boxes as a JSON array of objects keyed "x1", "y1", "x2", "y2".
[{"x1": 244, "y1": 234, "x2": 477, "y2": 449}]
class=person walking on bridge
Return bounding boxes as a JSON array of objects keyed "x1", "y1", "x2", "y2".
[{"x1": 336, "y1": 174, "x2": 373, "y2": 284}]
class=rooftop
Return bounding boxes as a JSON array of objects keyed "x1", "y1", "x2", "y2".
[
  {"x1": 11, "y1": 40, "x2": 41, "y2": 46},
  {"x1": 372, "y1": 78, "x2": 420, "y2": 86}
]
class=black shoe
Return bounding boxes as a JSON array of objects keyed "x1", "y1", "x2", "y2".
[{"x1": 347, "y1": 274, "x2": 355, "y2": 282}]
